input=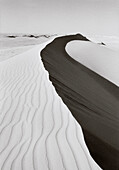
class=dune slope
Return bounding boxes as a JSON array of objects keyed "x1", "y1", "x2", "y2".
[
  {"x1": 0, "y1": 41, "x2": 101, "y2": 170},
  {"x1": 66, "y1": 40, "x2": 119, "y2": 86},
  {"x1": 41, "y1": 34, "x2": 119, "y2": 170}
]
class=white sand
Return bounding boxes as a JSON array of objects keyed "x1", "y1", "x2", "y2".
[
  {"x1": 0, "y1": 35, "x2": 54, "y2": 62},
  {"x1": 66, "y1": 40, "x2": 119, "y2": 86},
  {"x1": 0, "y1": 46, "x2": 35, "y2": 62},
  {"x1": 87, "y1": 35, "x2": 119, "y2": 52},
  {"x1": 0, "y1": 39, "x2": 101, "y2": 170},
  {"x1": 0, "y1": 34, "x2": 55, "y2": 49}
]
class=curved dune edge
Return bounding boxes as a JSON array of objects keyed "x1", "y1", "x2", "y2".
[
  {"x1": 66, "y1": 40, "x2": 119, "y2": 87},
  {"x1": 41, "y1": 34, "x2": 119, "y2": 170},
  {"x1": 0, "y1": 37, "x2": 101, "y2": 170}
]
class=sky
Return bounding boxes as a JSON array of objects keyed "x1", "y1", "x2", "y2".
[{"x1": 0, "y1": 0, "x2": 119, "y2": 36}]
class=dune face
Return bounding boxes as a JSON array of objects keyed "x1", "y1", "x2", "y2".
[
  {"x1": 66, "y1": 40, "x2": 119, "y2": 86},
  {"x1": 0, "y1": 46, "x2": 35, "y2": 62},
  {"x1": 41, "y1": 34, "x2": 119, "y2": 170},
  {"x1": 0, "y1": 41, "x2": 101, "y2": 170}
]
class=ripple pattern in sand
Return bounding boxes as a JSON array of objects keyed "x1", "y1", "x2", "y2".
[{"x1": 0, "y1": 45, "x2": 101, "y2": 170}]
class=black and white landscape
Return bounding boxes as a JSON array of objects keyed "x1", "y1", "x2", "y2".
[
  {"x1": 41, "y1": 34, "x2": 119, "y2": 170},
  {"x1": 0, "y1": 0, "x2": 119, "y2": 170}
]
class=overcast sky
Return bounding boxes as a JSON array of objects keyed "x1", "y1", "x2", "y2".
[{"x1": 0, "y1": 0, "x2": 119, "y2": 36}]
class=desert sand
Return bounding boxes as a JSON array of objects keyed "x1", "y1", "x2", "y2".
[
  {"x1": 41, "y1": 34, "x2": 119, "y2": 170},
  {"x1": 66, "y1": 40, "x2": 119, "y2": 86},
  {"x1": 0, "y1": 39, "x2": 101, "y2": 170}
]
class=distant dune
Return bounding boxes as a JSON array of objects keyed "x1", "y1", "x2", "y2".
[
  {"x1": 0, "y1": 34, "x2": 55, "y2": 49},
  {"x1": 0, "y1": 34, "x2": 55, "y2": 62},
  {"x1": 41, "y1": 34, "x2": 119, "y2": 170}
]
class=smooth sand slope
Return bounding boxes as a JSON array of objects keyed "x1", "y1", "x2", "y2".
[
  {"x1": 66, "y1": 40, "x2": 119, "y2": 86},
  {"x1": 41, "y1": 34, "x2": 119, "y2": 170},
  {"x1": 0, "y1": 34, "x2": 54, "y2": 62},
  {"x1": 0, "y1": 46, "x2": 35, "y2": 62},
  {"x1": 0, "y1": 40, "x2": 101, "y2": 170}
]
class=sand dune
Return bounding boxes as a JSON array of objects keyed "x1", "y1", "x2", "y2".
[
  {"x1": 0, "y1": 34, "x2": 55, "y2": 49},
  {"x1": 41, "y1": 34, "x2": 119, "y2": 170},
  {"x1": 0, "y1": 45, "x2": 35, "y2": 62},
  {"x1": 66, "y1": 40, "x2": 119, "y2": 86},
  {"x1": 0, "y1": 40, "x2": 101, "y2": 170},
  {"x1": 0, "y1": 34, "x2": 55, "y2": 62}
]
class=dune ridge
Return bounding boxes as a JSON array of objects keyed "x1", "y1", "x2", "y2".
[
  {"x1": 41, "y1": 34, "x2": 119, "y2": 170},
  {"x1": 0, "y1": 40, "x2": 101, "y2": 170}
]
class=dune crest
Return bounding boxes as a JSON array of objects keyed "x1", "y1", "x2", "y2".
[{"x1": 41, "y1": 34, "x2": 119, "y2": 170}]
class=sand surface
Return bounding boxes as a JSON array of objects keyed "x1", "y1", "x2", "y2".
[
  {"x1": 0, "y1": 39, "x2": 101, "y2": 170},
  {"x1": 66, "y1": 40, "x2": 119, "y2": 86},
  {"x1": 0, "y1": 46, "x2": 35, "y2": 62},
  {"x1": 41, "y1": 34, "x2": 119, "y2": 170},
  {"x1": 0, "y1": 34, "x2": 55, "y2": 62}
]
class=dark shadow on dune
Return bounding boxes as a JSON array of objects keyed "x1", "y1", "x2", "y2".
[
  {"x1": 22, "y1": 34, "x2": 39, "y2": 38},
  {"x1": 22, "y1": 34, "x2": 56, "y2": 38},
  {"x1": 7, "y1": 35, "x2": 17, "y2": 38},
  {"x1": 41, "y1": 34, "x2": 119, "y2": 170},
  {"x1": 98, "y1": 42, "x2": 106, "y2": 46}
]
